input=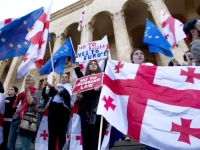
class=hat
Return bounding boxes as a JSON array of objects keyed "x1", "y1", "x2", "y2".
[{"x1": 183, "y1": 19, "x2": 198, "y2": 35}]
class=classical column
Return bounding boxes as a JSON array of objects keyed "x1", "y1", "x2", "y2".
[
  {"x1": 146, "y1": 0, "x2": 188, "y2": 66},
  {"x1": 3, "y1": 57, "x2": 19, "y2": 92},
  {"x1": 88, "y1": 22, "x2": 95, "y2": 42},
  {"x1": 112, "y1": 10, "x2": 132, "y2": 62},
  {"x1": 0, "y1": 60, "x2": 9, "y2": 79}
]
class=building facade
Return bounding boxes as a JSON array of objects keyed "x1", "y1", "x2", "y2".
[{"x1": 1, "y1": 0, "x2": 200, "y2": 93}]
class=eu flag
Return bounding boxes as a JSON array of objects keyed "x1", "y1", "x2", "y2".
[
  {"x1": 0, "y1": 7, "x2": 44, "y2": 60},
  {"x1": 143, "y1": 19, "x2": 173, "y2": 58},
  {"x1": 39, "y1": 38, "x2": 76, "y2": 75}
]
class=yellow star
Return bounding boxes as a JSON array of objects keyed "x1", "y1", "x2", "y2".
[
  {"x1": 1, "y1": 38, "x2": 6, "y2": 43},
  {"x1": 24, "y1": 41, "x2": 28, "y2": 45},
  {"x1": 9, "y1": 43, "x2": 14, "y2": 48},
  {"x1": 27, "y1": 28, "x2": 31, "y2": 32},
  {"x1": 17, "y1": 44, "x2": 21, "y2": 48},
  {"x1": 23, "y1": 21, "x2": 27, "y2": 24}
]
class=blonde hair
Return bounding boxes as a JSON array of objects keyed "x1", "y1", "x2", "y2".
[{"x1": 26, "y1": 74, "x2": 37, "y2": 84}]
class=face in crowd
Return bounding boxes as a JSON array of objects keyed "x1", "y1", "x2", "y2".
[
  {"x1": 89, "y1": 60, "x2": 98, "y2": 73},
  {"x1": 60, "y1": 74, "x2": 69, "y2": 84},
  {"x1": 191, "y1": 20, "x2": 200, "y2": 38},
  {"x1": 7, "y1": 86, "x2": 18, "y2": 97},
  {"x1": 25, "y1": 75, "x2": 36, "y2": 88},
  {"x1": 131, "y1": 49, "x2": 145, "y2": 65}
]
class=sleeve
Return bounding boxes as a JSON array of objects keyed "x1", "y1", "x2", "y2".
[
  {"x1": 74, "y1": 67, "x2": 84, "y2": 78},
  {"x1": 59, "y1": 89, "x2": 70, "y2": 101},
  {"x1": 42, "y1": 87, "x2": 47, "y2": 98},
  {"x1": 49, "y1": 87, "x2": 57, "y2": 97},
  {"x1": 30, "y1": 90, "x2": 41, "y2": 105}
]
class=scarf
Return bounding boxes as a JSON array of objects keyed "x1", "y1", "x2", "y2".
[
  {"x1": 12, "y1": 87, "x2": 36, "y2": 119},
  {"x1": 57, "y1": 83, "x2": 72, "y2": 96}
]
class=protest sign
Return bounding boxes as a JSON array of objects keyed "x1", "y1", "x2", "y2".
[
  {"x1": 72, "y1": 72, "x2": 104, "y2": 94},
  {"x1": 76, "y1": 36, "x2": 109, "y2": 62}
]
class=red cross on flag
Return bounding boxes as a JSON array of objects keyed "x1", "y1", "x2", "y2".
[
  {"x1": 35, "y1": 108, "x2": 49, "y2": 150},
  {"x1": 77, "y1": 5, "x2": 86, "y2": 31},
  {"x1": 97, "y1": 59, "x2": 200, "y2": 150},
  {"x1": 161, "y1": 10, "x2": 186, "y2": 48},
  {"x1": 17, "y1": 2, "x2": 52, "y2": 79}
]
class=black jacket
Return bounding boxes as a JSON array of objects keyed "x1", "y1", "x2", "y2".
[
  {"x1": 49, "y1": 86, "x2": 71, "y2": 110},
  {"x1": 4, "y1": 96, "x2": 17, "y2": 119}
]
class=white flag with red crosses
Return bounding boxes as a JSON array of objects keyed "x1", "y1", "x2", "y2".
[
  {"x1": 97, "y1": 59, "x2": 200, "y2": 150},
  {"x1": 161, "y1": 10, "x2": 186, "y2": 48},
  {"x1": 35, "y1": 108, "x2": 49, "y2": 150},
  {"x1": 17, "y1": 2, "x2": 52, "y2": 78},
  {"x1": 77, "y1": 5, "x2": 86, "y2": 31}
]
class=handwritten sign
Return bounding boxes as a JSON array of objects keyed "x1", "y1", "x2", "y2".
[
  {"x1": 72, "y1": 73, "x2": 104, "y2": 94},
  {"x1": 76, "y1": 36, "x2": 109, "y2": 62}
]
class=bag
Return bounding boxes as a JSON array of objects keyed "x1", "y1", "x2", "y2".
[{"x1": 19, "y1": 111, "x2": 37, "y2": 132}]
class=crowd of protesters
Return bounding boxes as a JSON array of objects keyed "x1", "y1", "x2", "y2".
[{"x1": 0, "y1": 18, "x2": 199, "y2": 150}]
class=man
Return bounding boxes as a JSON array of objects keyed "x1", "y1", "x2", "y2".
[{"x1": 183, "y1": 19, "x2": 200, "y2": 66}]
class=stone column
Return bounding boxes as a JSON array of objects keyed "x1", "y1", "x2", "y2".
[
  {"x1": 3, "y1": 57, "x2": 19, "y2": 92},
  {"x1": 146, "y1": 0, "x2": 188, "y2": 66},
  {"x1": 0, "y1": 60, "x2": 9, "y2": 79},
  {"x1": 112, "y1": 10, "x2": 132, "y2": 62}
]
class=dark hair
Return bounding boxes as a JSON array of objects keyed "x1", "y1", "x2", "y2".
[
  {"x1": 168, "y1": 59, "x2": 181, "y2": 66},
  {"x1": 11, "y1": 86, "x2": 18, "y2": 94},
  {"x1": 0, "y1": 81, "x2": 4, "y2": 93},
  {"x1": 130, "y1": 48, "x2": 145, "y2": 63},
  {"x1": 85, "y1": 60, "x2": 102, "y2": 76}
]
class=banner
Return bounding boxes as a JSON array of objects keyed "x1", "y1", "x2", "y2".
[
  {"x1": 72, "y1": 73, "x2": 104, "y2": 94},
  {"x1": 76, "y1": 36, "x2": 109, "y2": 62}
]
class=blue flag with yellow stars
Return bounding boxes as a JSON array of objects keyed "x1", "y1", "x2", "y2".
[
  {"x1": 39, "y1": 38, "x2": 76, "y2": 75},
  {"x1": 143, "y1": 19, "x2": 173, "y2": 58},
  {"x1": 0, "y1": 7, "x2": 44, "y2": 61}
]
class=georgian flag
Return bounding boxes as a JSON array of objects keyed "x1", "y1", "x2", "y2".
[
  {"x1": 77, "y1": 5, "x2": 86, "y2": 31},
  {"x1": 17, "y1": 2, "x2": 52, "y2": 78},
  {"x1": 0, "y1": 93, "x2": 5, "y2": 144},
  {"x1": 35, "y1": 108, "x2": 49, "y2": 150},
  {"x1": 97, "y1": 60, "x2": 200, "y2": 150},
  {"x1": 161, "y1": 11, "x2": 186, "y2": 48}
]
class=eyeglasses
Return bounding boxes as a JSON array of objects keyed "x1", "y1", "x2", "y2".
[{"x1": 90, "y1": 63, "x2": 97, "y2": 65}]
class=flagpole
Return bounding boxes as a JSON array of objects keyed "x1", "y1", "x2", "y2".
[
  {"x1": 97, "y1": 115, "x2": 104, "y2": 150},
  {"x1": 48, "y1": 41, "x2": 55, "y2": 72},
  {"x1": 69, "y1": 37, "x2": 76, "y2": 57}
]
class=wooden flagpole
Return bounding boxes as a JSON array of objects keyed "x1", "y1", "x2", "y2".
[{"x1": 48, "y1": 41, "x2": 55, "y2": 73}]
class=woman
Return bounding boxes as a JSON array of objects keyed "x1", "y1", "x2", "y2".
[
  {"x1": 0, "y1": 86, "x2": 18, "y2": 150},
  {"x1": 7, "y1": 75, "x2": 40, "y2": 150},
  {"x1": 74, "y1": 60, "x2": 107, "y2": 150},
  {"x1": 0, "y1": 82, "x2": 5, "y2": 147},
  {"x1": 168, "y1": 59, "x2": 181, "y2": 66},
  {"x1": 48, "y1": 73, "x2": 71, "y2": 150},
  {"x1": 130, "y1": 48, "x2": 158, "y2": 150}
]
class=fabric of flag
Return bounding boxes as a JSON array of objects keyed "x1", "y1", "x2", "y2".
[
  {"x1": 0, "y1": 93, "x2": 5, "y2": 144},
  {"x1": 0, "y1": 7, "x2": 44, "y2": 61},
  {"x1": 35, "y1": 108, "x2": 49, "y2": 150},
  {"x1": 77, "y1": 5, "x2": 86, "y2": 31},
  {"x1": 161, "y1": 11, "x2": 186, "y2": 48},
  {"x1": 143, "y1": 19, "x2": 173, "y2": 58},
  {"x1": 17, "y1": 2, "x2": 52, "y2": 79},
  {"x1": 39, "y1": 38, "x2": 76, "y2": 75},
  {"x1": 0, "y1": 18, "x2": 16, "y2": 29},
  {"x1": 97, "y1": 59, "x2": 200, "y2": 150}
]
